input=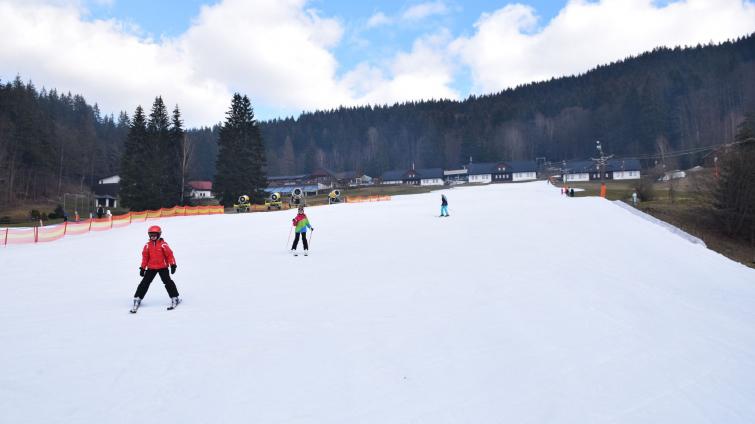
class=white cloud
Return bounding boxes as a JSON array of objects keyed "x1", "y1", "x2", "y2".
[
  {"x1": 0, "y1": 0, "x2": 459, "y2": 125},
  {"x1": 0, "y1": 1, "x2": 221, "y2": 126},
  {"x1": 3, "y1": 0, "x2": 750, "y2": 126},
  {"x1": 0, "y1": 0, "x2": 352, "y2": 125},
  {"x1": 366, "y1": 11, "x2": 392, "y2": 28},
  {"x1": 342, "y1": 30, "x2": 459, "y2": 105},
  {"x1": 178, "y1": 0, "x2": 352, "y2": 116},
  {"x1": 451, "y1": 0, "x2": 755, "y2": 93},
  {"x1": 0, "y1": 1, "x2": 230, "y2": 126},
  {"x1": 402, "y1": 1, "x2": 449, "y2": 21}
]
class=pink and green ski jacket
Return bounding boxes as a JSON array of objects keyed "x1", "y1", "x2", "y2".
[{"x1": 292, "y1": 213, "x2": 312, "y2": 233}]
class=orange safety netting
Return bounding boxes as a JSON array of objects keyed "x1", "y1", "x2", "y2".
[
  {"x1": 344, "y1": 195, "x2": 392, "y2": 203},
  {"x1": 2, "y1": 205, "x2": 225, "y2": 246}
]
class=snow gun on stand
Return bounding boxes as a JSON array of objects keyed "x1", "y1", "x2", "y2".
[
  {"x1": 234, "y1": 195, "x2": 252, "y2": 213},
  {"x1": 265, "y1": 192, "x2": 283, "y2": 210},
  {"x1": 328, "y1": 189, "x2": 341, "y2": 204},
  {"x1": 290, "y1": 187, "x2": 304, "y2": 206}
]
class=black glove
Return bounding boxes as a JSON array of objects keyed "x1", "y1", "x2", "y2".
[
  {"x1": 310, "y1": 227, "x2": 314, "y2": 231},
  {"x1": 139, "y1": 267, "x2": 145, "y2": 277},
  {"x1": 170, "y1": 264, "x2": 177, "y2": 274}
]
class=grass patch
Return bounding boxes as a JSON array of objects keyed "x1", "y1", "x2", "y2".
[{"x1": 564, "y1": 177, "x2": 755, "y2": 269}]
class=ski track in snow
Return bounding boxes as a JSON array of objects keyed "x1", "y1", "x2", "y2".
[{"x1": 1, "y1": 181, "x2": 754, "y2": 423}]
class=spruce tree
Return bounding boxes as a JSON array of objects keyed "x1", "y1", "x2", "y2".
[
  {"x1": 146, "y1": 96, "x2": 175, "y2": 208},
  {"x1": 214, "y1": 93, "x2": 267, "y2": 207},
  {"x1": 119, "y1": 106, "x2": 150, "y2": 210},
  {"x1": 168, "y1": 106, "x2": 185, "y2": 206}
]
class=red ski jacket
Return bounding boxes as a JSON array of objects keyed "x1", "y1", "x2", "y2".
[{"x1": 141, "y1": 239, "x2": 176, "y2": 270}]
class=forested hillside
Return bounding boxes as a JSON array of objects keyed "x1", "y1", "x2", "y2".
[
  {"x1": 2, "y1": 34, "x2": 753, "y2": 206},
  {"x1": 0, "y1": 79, "x2": 128, "y2": 207},
  {"x1": 253, "y1": 33, "x2": 754, "y2": 176}
]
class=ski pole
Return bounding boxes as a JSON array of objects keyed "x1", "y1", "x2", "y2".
[
  {"x1": 286, "y1": 226, "x2": 293, "y2": 251},
  {"x1": 308, "y1": 228, "x2": 314, "y2": 249}
]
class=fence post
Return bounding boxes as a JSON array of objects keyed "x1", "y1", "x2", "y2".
[
  {"x1": 88, "y1": 218, "x2": 92, "y2": 232},
  {"x1": 3, "y1": 227, "x2": 8, "y2": 246},
  {"x1": 129, "y1": 213, "x2": 132, "y2": 224},
  {"x1": 34, "y1": 226, "x2": 39, "y2": 243}
]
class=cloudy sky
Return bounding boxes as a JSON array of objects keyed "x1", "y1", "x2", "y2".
[{"x1": 1, "y1": 0, "x2": 753, "y2": 127}]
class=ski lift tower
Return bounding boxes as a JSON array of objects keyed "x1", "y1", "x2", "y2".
[
  {"x1": 591, "y1": 141, "x2": 613, "y2": 181},
  {"x1": 560, "y1": 160, "x2": 569, "y2": 187}
]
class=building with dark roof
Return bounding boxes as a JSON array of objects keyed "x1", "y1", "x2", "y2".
[
  {"x1": 467, "y1": 161, "x2": 539, "y2": 183},
  {"x1": 443, "y1": 168, "x2": 468, "y2": 184},
  {"x1": 93, "y1": 175, "x2": 120, "y2": 208},
  {"x1": 334, "y1": 171, "x2": 373, "y2": 186},
  {"x1": 380, "y1": 168, "x2": 444, "y2": 186},
  {"x1": 562, "y1": 159, "x2": 641, "y2": 182}
]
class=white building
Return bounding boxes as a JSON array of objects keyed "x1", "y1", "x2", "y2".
[{"x1": 187, "y1": 181, "x2": 213, "y2": 199}]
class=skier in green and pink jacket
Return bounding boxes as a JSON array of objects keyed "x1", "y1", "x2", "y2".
[{"x1": 291, "y1": 206, "x2": 314, "y2": 255}]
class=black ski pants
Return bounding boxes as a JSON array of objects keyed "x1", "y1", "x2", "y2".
[
  {"x1": 291, "y1": 232, "x2": 308, "y2": 250},
  {"x1": 134, "y1": 268, "x2": 179, "y2": 299}
]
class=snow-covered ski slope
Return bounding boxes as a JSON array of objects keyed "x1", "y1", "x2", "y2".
[{"x1": 2, "y1": 181, "x2": 755, "y2": 423}]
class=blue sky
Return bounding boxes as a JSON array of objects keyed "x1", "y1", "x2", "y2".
[
  {"x1": 84, "y1": 0, "x2": 570, "y2": 103},
  {"x1": 1, "y1": 0, "x2": 753, "y2": 126}
]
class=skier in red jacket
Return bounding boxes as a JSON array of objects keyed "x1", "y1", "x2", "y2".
[{"x1": 130, "y1": 225, "x2": 180, "y2": 313}]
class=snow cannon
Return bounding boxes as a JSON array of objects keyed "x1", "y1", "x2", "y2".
[
  {"x1": 233, "y1": 194, "x2": 252, "y2": 213},
  {"x1": 265, "y1": 192, "x2": 283, "y2": 210},
  {"x1": 328, "y1": 189, "x2": 341, "y2": 204},
  {"x1": 291, "y1": 187, "x2": 304, "y2": 206}
]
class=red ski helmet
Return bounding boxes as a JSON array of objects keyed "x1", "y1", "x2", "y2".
[{"x1": 148, "y1": 225, "x2": 162, "y2": 235}]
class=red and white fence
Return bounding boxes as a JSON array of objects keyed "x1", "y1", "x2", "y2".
[{"x1": 2, "y1": 205, "x2": 224, "y2": 246}]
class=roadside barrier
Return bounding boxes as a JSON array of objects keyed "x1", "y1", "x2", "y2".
[
  {"x1": 344, "y1": 195, "x2": 391, "y2": 203},
  {"x1": 2, "y1": 205, "x2": 224, "y2": 246}
]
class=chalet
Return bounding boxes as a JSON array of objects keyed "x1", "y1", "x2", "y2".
[
  {"x1": 563, "y1": 159, "x2": 641, "y2": 181},
  {"x1": 187, "y1": 181, "x2": 213, "y2": 199},
  {"x1": 93, "y1": 175, "x2": 120, "y2": 208},
  {"x1": 467, "y1": 161, "x2": 539, "y2": 183},
  {"x1": 608, "y1": 159, "x2": 642, "y2": 180},
  {"x1": 380, "y1": 168, "x2": 444, "y2": 186},
  {"x1": 334, "y1": 171, "x2": 373, "y2": 187},
  {"x1": 466, "y1": 162, "x2": 496, "y2": 183},
  {"x1": 380, "y1": 170, "x2": 405, "y2": 185},
  {"x1": 506, "y1": 160, "x2": 538, "y2": 182},
  {"x1": 417, "y1": 168, "x2": 444, "y2": 186},
  {"x1": 562, "y1": 161, "x2": 593, "y2": 182},
  {"x1": 309, "y1": 168, "x2": 338, "y2": 188},
  {"x1": 443, "y1": 168, "x2": 468, "y2": 184}
]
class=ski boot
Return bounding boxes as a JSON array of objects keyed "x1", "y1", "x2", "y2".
[
  {"x1": 168, "y1": 297, "x2": 181, "y2": 310},
  {"x1": 129, "y1": 297, "x2": 141, "y2": 314}
]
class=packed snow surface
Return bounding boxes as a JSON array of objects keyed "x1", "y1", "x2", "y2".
[{"x1": 2, "y1": 182, "x2": 755, "y2": 423}]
